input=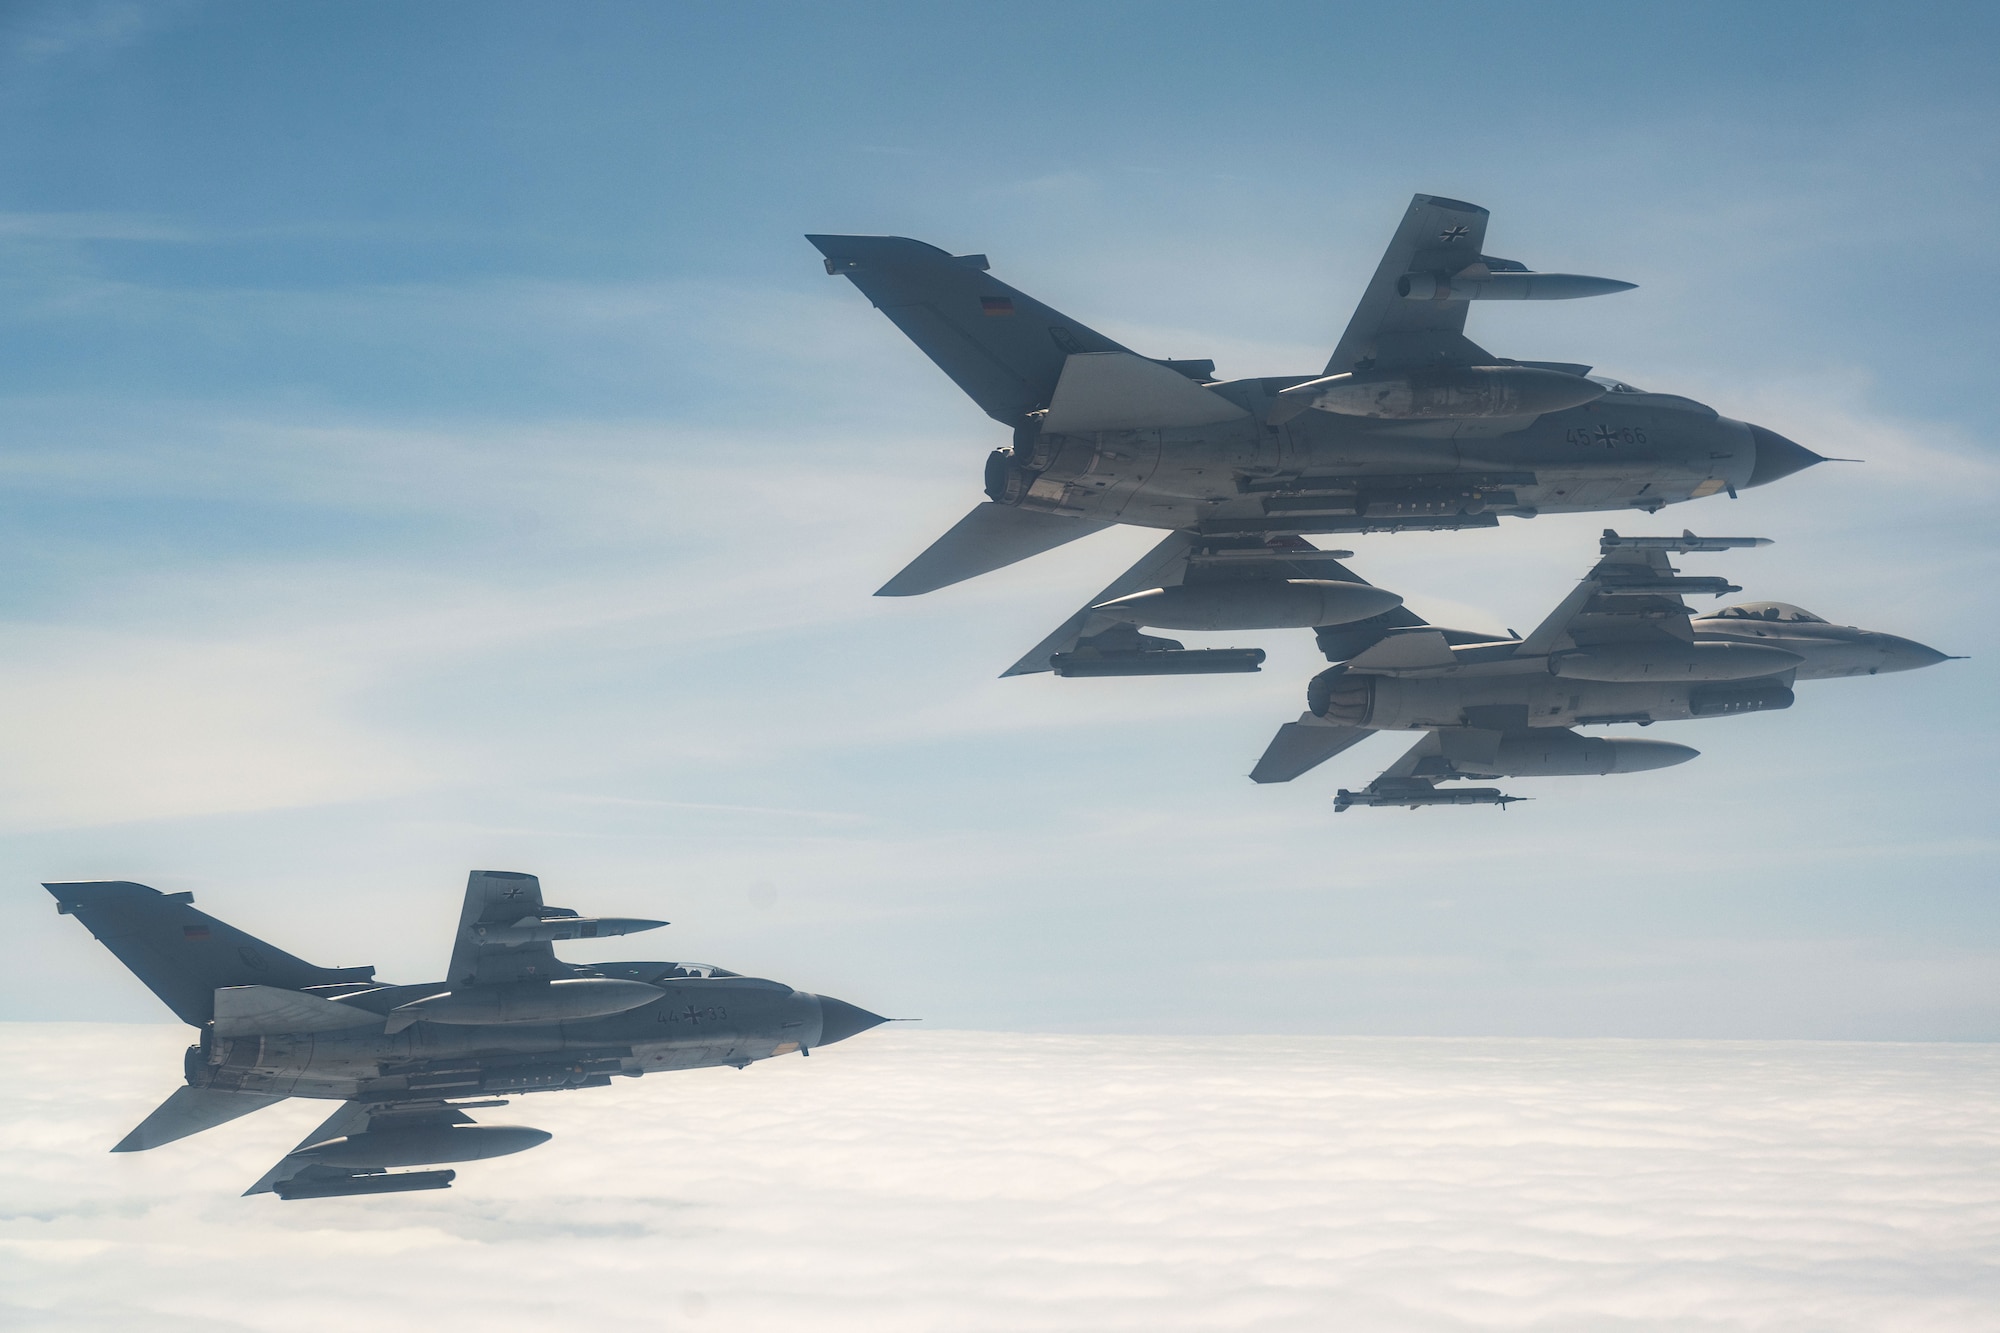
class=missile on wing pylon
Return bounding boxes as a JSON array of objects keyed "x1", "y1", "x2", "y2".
[
  {"x1": 1600, "y1": 530, "x2": 1774, "y2": 553},
  {"x1": 1334, "y1": 785, "x2": 1525, "y2": 812}
]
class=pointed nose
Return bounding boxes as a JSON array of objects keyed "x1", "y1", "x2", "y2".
[
  {"x1": 1877, "y1": 635, "x2": 1954, "y2": 672},
  {"x1": 1744, "y1": 424, "x2": 1825, "y2": 488},
  {"x1": 814, "y1": 996, "x2": 888, "y2": 1047}
]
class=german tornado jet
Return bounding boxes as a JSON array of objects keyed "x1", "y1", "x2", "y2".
[
  {"x1": 811, "y1": 194, "x2": 1826, "y2": 677},
  {"x1": 1247, "y1": 531, "x2": 1954, "y2": 808},
  {"x1": 46, "y1": 870, "x2": 888, "y2": 1199}
]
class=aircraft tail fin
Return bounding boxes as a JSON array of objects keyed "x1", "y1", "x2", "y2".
[
  {"x1": 112, "y1": 1085, "x2": 288, "y2": 1152},
  {"x1": 809, "y1": 234, "x2": 1143, "y2": 426},
  {"x1": 877, "y1": 503, "x2": 1112, "y2": 597},
  {"x1": 44, "y1": 881, "x2": 375, "y2": 1027}
]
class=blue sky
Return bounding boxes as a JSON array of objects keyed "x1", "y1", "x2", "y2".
[{"x1": 2, "y1": 1, "x2": 1996, "y2": 1037}]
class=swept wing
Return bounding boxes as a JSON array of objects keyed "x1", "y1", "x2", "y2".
[{"x1": 1325, "y1": 194, "x2": 1494, "y2": 376}]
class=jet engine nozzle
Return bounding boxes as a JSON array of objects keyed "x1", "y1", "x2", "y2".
[
  {"x1": 1550, "y1": 641, "x2": 1803, "y2": 682},
  {"x1": 1397, "y1": 271, "x2": 1636, "y2": 301},
  {"x1": 1275, "y1": 366, "x2": 1604, "y2": 421},
  {"x1": 1093, "y1": 580, "x2": 1402, "y2": 631}
]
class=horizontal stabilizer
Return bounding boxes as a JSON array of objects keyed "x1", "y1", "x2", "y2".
[
  {"x1": 1346, "y1": 628, "x2": 1457, "y2": 672},
  {"x1": 113, "y1": 1085, "x2": 287, "y2": 1152},
  {"x1": 214, "y1": 985, "x2": 384, "y2": 1037},
  {"x1": 1250, "y1": 715, "x2": 1373, "y2": 783},
  {"x1": 1041, "y1": 352, "x2": 1249, "y2": 433},
  {"x1": 877, "y1": 503, "x2": 1111, "y2": 597}
]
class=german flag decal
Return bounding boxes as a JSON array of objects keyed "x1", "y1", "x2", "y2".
[
  {"x1": 980, "y1": 296, "x2": 1014, "y2": 316},
  {"x1": 183, "y1": 924, "x2": 211, "y2": 941}
]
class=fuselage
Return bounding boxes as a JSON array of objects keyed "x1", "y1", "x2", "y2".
[
  {"x1": 989, "y1": 378, "x2": 1792, "y2": 535},
  {"x1": 1311, "y1": 615, "x2": 1946, "y2": 734},
  {"x1": 194, "y1": 968, "x2": 850, "y2": 1102}
]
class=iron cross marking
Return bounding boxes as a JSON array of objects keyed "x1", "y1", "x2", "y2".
[
  {"x1": 1594, "y1": 426, "x2": 1618, "y2": 447},
  {"x1": 1440, "y1": 224, "x2": 1470, "y2": 242},
  {"x1": 501, "y1": 887, "x2": 526, "y2": 900}
]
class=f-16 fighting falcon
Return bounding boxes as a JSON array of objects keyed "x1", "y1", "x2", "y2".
[
  {"x1": 1248, "y1": 531, "x2": 1955, "y2": 809},
  {"x1": 45, "y1": 871, "x2": 889, "y2": 1199},
  {"x1": 812, "y1": 194, "x2": 1827, "y2": 677}
]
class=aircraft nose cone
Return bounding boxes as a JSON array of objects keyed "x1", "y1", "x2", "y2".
[
  {"x1": 815, "y1": 995, "x2": 889, "y2": 1047},
  {"x1": 1880, "y1": 636, "x2": 1953, "y2": 672},
  {"x1": 1744, "y1": 424, "x2": 1825, "y2": 488}
]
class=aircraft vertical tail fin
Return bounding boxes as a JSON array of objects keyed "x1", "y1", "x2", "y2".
[
  {"x1": 44, "y1": 881, "x2": 374, "y2": 1027},
  {"x1": 808, "y1": 234, "x2": 1142, "y2": 426}
]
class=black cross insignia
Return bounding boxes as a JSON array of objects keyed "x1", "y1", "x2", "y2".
[
  {"x1": 501, "y1": 887, "x2": 525, "y2": 900},
  {"x1": 1594, "y1": 426, "x2": 1617, "y2": 447},
  {"x1": 1440, "y1": 224, "x2": 1470, "y2": 242}
]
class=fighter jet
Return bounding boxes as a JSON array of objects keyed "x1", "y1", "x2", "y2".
[
  {"x1": 45, "y1": 871, "x2": 889, "y2": 1199},
  {"x1": 812, "y1": 194, "x2": 1826, "y2": 677},
  {"x1": 1247, "y1": 531, "x2": 1954, "y2": 808}
]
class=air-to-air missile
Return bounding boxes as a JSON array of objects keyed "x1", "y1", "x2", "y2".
[
  {"x1": 44, "y1": 871, "x2": 890, "y2": 1199},
  {"x1": 812, "y1": 194, "x2": 1828, "y2": 678},
  {"x1": 1246, "y1": 530, "x2": 1956, "y2": 808}
]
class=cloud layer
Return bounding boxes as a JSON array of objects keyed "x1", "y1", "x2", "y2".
[{"x1": 6, "y1": 1024, "x2": 1999, "y2": 1332}]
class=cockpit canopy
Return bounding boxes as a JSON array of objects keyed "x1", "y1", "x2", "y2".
[
  {"x1": 1705, "y1": 601, "x2": 1827, "y2": 624},
  {"x1": 1587, "y1": 375, "x2": 1648, "y2": 394}
]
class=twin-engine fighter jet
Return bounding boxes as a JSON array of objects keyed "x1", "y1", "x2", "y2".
[
  {"x1": 46, "y1": 871, "x2": 888, "y2": 1199},
  {"x1": 813, "y1": 194, "x2": 1825, "y2": 677},
  {"x1": 1249, "y1": 531, "x2": 1954, "y2": 809}
]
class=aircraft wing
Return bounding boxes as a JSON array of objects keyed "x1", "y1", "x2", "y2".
[
  {"x1": 244, "y1": 1097, "x2": 546, "y2": 1199},
  {"x1": 1325, "y1": 194, "x2": 1494, "y2": 376},
  {"x1": 1515, "y1": 533, "x2": 1746, "y2": 657},
  {"x1": 1003, "y1": 534, "x2": 1374, "y2": 677},
  {"x1": 1002, "y1": 531, "x2": 1195, "y2": 676},
  {"x1": 446, "y1": 870, "x2": 579, "y2": 988},
  {"x1": 1328, "y1": 730, "x2": 1526, "y2": 810}
]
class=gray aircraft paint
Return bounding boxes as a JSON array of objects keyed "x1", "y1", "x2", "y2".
[
  {"x1": 812, "y1": 194, "x2": 1825, "y2": 676},
  {"x1": 44, "y1": 871, "x2": 889, "y2": 1199},
  {"x1": 1247, "y1": 531, "x2": 1953, "y2": 807}
]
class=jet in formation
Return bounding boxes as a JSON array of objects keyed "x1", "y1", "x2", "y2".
[
  {"x1": 47, "y1": 871, "x2": 888, "y2": 1199},
  {"x1": 813, "y1": 194, "x2": 1828, "y2": 678},
  {"x1": 1247, "y1": 530, "x2": 1955, "y2": 808}
]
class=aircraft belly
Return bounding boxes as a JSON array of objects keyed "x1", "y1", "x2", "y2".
[
  {"x1": 1372, "y1": 675, "x2": 1689, "y2": 729},
  {"x1": 629, "y1": 1033, "x2": 800, "y2": 1071}
]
